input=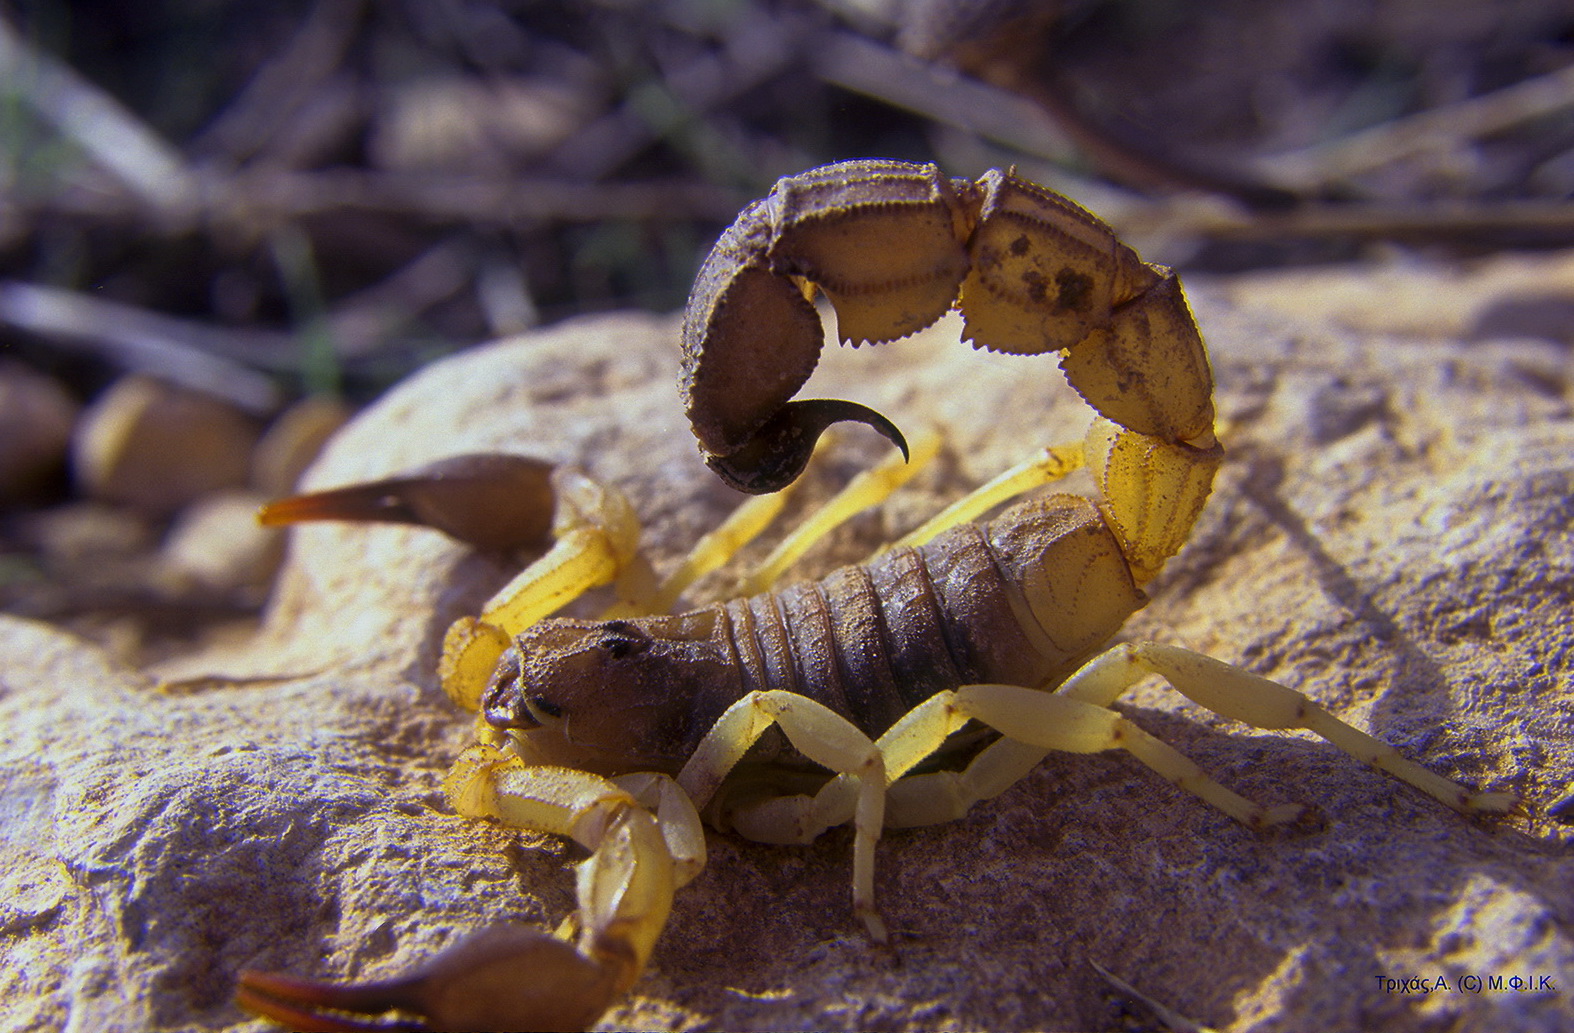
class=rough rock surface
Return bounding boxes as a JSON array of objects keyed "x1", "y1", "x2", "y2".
[{"x1": 2, "y1": 253, "x2": 1571, "y2": 1033}]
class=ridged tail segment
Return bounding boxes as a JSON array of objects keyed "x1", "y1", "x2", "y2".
[{"x1": 719, "y1": 494, "x2": 1146, "y2": 740}]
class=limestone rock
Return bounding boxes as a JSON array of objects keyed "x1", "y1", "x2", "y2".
[
  {"x1": 72, "y1": 375, "x2": 259, "y2": 517},
  {"x1": 249, "y1": 395, "x2": 354, "y2": 498},
  {"x1": 159, "y1": 490, "x2": 286, "y2": 599},
  {"x1": 0, "y1": 361, "x2": 78, "y2": 504},
  {"x1": 2, "y1": 262, "x2": 1571, "y2": 1033}
]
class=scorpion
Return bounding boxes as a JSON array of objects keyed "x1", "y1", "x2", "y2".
[{"x1": 237, "y1": 159, "x2": 1517, "y2": 1032}]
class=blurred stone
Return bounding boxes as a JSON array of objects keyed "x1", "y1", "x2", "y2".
[
  {"x1": 250, "y1": 395, "x2": 354, "y2": 497},
  {"x1": 0, "y1": 361, "x2": 79, "y2": 504},
  {"x1": 1209, "y1": 248, "x2": 1574, "y2": 341},
  {"x1": 159, "y1": 490, "x2": 285, "y2": 598},
  {"x1": 1, "y1": 272, "x2": 1571, "y2": 1033},
  {"x1": 72, "y1": 375, "x2": 259, "y2": 516},
  {"x1": 370, "y1": 77, "x2": 588, "y2": 173},
  {"x1": 15, "y1": 500, "x2": 157, "y2": 565}
]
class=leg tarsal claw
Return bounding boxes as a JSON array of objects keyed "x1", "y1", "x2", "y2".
[{"x1": 235, "y1": 926, "x2": 619, "y2": 1033}]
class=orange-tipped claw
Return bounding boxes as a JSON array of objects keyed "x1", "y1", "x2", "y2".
[
  {"x1": 237, "y1": 926, "x2": 620, "y2": 1033},
  {"x1": 258, "y1": 453, "x2": 556, "y2": 552},
  {"x1": 236, "y1": 967, "x2": 427, "y2": 1032}
]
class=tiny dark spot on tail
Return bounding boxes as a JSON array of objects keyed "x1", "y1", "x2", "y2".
[
  {"x1": 1020, "y1": 269, "x2": 1048, "y2": 303},
  {"x1": 1055, "y1": 269, "x2": 1095, "y2": 312}
]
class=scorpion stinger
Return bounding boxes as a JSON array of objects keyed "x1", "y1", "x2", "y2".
[{"x1": 700, "y1": 397, "x2": 910, "y2": 495}]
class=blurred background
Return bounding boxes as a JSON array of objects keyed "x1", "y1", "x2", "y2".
[{"x1": 2, "y1": 0, "x2": 1572, "y2": 661}]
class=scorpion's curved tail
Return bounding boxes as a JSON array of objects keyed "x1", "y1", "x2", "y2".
[{"x1": 680, "y1": 158, "x2": 1222, "y2": 585}]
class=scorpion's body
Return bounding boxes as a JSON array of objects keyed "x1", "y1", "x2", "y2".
[
  {"x1": 240, "y1": 159, "x2": 1517, "y2": 1033},
  {"x1": 493, "y1": 495, "x2": 1139, "y2": 781}
]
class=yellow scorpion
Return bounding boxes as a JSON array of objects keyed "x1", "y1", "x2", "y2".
[{"x1": 239, "y1": 159, "x2": 1516, "y2": 1031}]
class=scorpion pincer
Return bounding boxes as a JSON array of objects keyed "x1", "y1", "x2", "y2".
[{"x1": 239, "y1": 159, "x2": 1518, "y2": 1032}]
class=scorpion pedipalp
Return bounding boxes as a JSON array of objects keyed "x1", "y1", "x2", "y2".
[
  {"x1": 259, "y1": 452, "x2": 557, "y2": 552},
  {"x1": 235, "y1": 925, "x2": 616, "y2": 1033},
  {"x1": 238, "y1": 756, "x2": 704, "y2": 1033}
]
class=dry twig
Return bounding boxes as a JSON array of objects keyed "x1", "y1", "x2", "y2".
[
  {"x1": 0, "y1": 15, "x2": 199, "y2": 216},
  {"x1": 1261, "y1": 61, "x2": 1574, "y2": 191},
  {"x1": 0, "y1": 281, "x2": 283, "y2": 411}
]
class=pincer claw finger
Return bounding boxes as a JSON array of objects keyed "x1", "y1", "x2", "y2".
[
  {"x1": 258, "y1": 453, "x2": 556, "y2": 552},
  {"x1": 236, "y1": 966, "x2": 428, "y2": 1032},
  {"x1": 237, "y1": 926, "x2": 620, "y2": 1033}
]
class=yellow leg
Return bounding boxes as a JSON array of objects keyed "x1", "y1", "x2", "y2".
[
  {"x1": 675, "y1": 690, "x2": 890, "y2": 941},
  {"x1": 739, "y1": 428, "x2": 943, "y2": 595},
  {"x1": 883, "y1": 737, "x2": 1051, "y2": 829},
  {"x1": 889, "y1": 441, "x2": 1084, "y2": 550},
  {"x1": 602, "y1": 489, "x2": 797, "y2": 618},
  {"x1": 871, "y1": 640, "x2": 1518, "y2": 831},
  {"x1": 603, "y1": 429, "x2": 902, "y2": 616},
  {"x1": 1055, "y1": 642, "x2": 1518, "y2": 815},
  {"x1": 440, "y1": 470, "x2": 652, "y2": 712},
  {"x1": 849, "y1": 682, "x2": 1303, "y2": 830}
]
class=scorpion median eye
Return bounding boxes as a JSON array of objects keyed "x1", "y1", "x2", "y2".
[
  {"x1": 527, "y1": 695, "x2": 563, "y2": 719},
  {"x1": 601, "y1": 636, "x2": 637, "y2": 660},
  {"x1": 596, "y1": 620, "x2": 650, "y2": 660}
]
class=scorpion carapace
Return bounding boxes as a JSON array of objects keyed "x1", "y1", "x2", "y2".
[{"x1": 241, "y1": 160, "x2": 1518, "y2": 1033}]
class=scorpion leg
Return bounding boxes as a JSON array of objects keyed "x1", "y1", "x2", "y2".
[
  {"x1": 440, "y1": 469, "x2": 653, "y2": 712},
  {"x1": 888, "y1": 440, "x2": 1086, "y2": 551},
  {"x1": 1054, "y1": 643, "x2": 1520, "y2": 815},
  {"x1": 602, "y1": 488, "x2": 797, "y2": 618},
  {"x1": 603, "y1": 426, "x2": 940, "y2": 615},
  {"x1": 676, "y1": 690, "x2": 890, "y2": 941},
  {"x1": 239, "y1": 752, "x2": 704, "y2": 1033},
  {"x1": 866, "y1": 642, "x2": 1517, "y2": 834},
  {"x1": 864, "y1": 683, "x2": 1308, "y2": 830},
  {"x1": 882, "y1": 737, "x2": 1054, "y2": 829},
  {"x1": 739, "y1": 427, "x2": 943, "y2": 595},
  {"x1": 606, "y1": 426, "x2": 942, "y2": 614}
]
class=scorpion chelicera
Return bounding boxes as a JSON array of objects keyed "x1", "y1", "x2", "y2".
[{"x1": 239, "y1": 159, "x2": 1517, "y2": 1032}]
